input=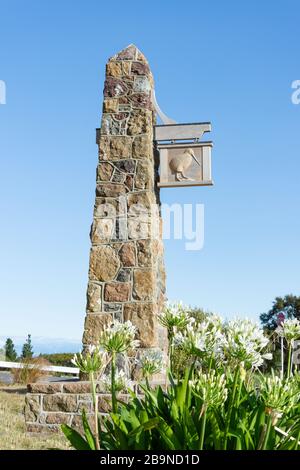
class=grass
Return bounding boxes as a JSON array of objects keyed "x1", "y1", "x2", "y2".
[{"x1": 0, "y1": 385, "x2": 70, "y2": 450}]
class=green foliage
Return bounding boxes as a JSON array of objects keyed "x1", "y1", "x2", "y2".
[
  {"x1": 61, "y1": 306, "x2": 300, "y2": 451},
  {"x1": 62, "y1": 409, "x2": 95, "y2": 450},
  {"x1": 4, "y1": 338, "x2": 17, "y2": 362},
  {"x1": 63, "y1": 367, "x2": 300, "y2": 450},
  {"x1": 39, "y1": 353, "x2": 76, "y2": 367},
  {"x1": 21, "y1": 334, "x2": 33, "y2": 359},
  {"x1": 260, "y1": 294, "x2": 300, "y2": 330},
  {"x1": 101, "y1": 370, "x2": 300, "y2": 450}
]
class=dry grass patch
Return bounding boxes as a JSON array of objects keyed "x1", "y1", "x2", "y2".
[{"x1": 0, "y1": 386, "x2": 70, "y2": 450}]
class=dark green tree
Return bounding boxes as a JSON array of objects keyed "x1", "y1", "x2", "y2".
[
  {"x1": 4, "y1": 338, "x2": 17, "y2": 361},
  {"x1": 260, "y1": 294, "x2": 300, "y2": 330},
  {"x1": 21, "y1": 334, "x2": 34, "y2": 359}
]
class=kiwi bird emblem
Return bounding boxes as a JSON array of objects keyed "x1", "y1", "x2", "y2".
[{"x1": 169, "y1": 148, "x2": 201, "y2": 181}]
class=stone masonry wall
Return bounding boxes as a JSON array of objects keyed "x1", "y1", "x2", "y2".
[
  {"x1": 82, "y1": 44, "x2": 166, "y2": 354},
  {"x1": 25, "y1": 381, "x2": 132, "y2": 433}
]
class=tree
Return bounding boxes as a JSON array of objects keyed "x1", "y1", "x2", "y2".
[
  {"x1": 260, "y1": 294, "x2": 300, "y2": 330},
  {"x1": 21, "y1": 334, "x2": 34, "y2": 359},
  {"x1": 4, "y1": 338, "x2": 17, "y2": 361}
]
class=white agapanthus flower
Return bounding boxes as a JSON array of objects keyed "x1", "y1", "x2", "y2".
[
  {"x1": 101, "y1": 369, "x2": 133, "y2": 393},
  {"x1": 276, "y1": 318, "x2": 300, "y2": 344},
  {"x1": 259, "y1": 372, "x2": 299, "y2": 418},
  {"x1": 223, "y1": 318, "x2": 272, "y2": 369},
  {"x1": 72, "y1": 345, "x2": 108, "y2": 376},
  {"x1": 173, "y1": 316, "x2": 225, "y2": 361},
  {"x1": 139, "y1": 350, "x2": 165, "y2": 379},
  {"x1": 99, "y1": 320, "x2": 140, "y2": 354},
  {"x1": 192, "y1": 370, "x2": 228, "y2": 409},
  {"x1": 158, "y1": 302, "x2": 192, "y2": 336}
]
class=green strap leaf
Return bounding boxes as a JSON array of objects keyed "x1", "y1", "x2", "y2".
[
  {"x1": 61, "y1": 424, "x2": 91, "y2": 450},
  {"x1": 81, "y1": 408, "x2": 96, "y2": 450}
]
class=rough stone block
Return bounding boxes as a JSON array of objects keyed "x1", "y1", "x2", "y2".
[
  {"x1": 99, "y1": 136, "x2": 132, "y2": 160},
  {"x1": 103, "y1": 99, "x2": 119, "y2": 113},
  {"x1": 90, "y1": 218, "x2": 114, "y2": 244},
  {"x1": 26, "y1": 423, "x2": 59, "y2": 433},
  {"x1": 135, "y1": 160, "x2": 153, "y2": 190},
  {"x1": 89, "y1": 246, "x2": 120, "y2": 281},
  {"x1": 128, "y1": 220, "x2": 150, "y2": 239},
  {"x1": 101, "y1": 114, "x2": 128, "y2": 136},
  {"x1": 106, "y1": 61, "x2": 123, "y2": 78},
  {"x1": 45, "y1": 413, "x2": 72, "y2": 425},
  {"x1": 133, "y1": 269, "x2": 155, "y2": 301},
  {"x1": 27, "y1": 383, "x2": 62, "y2": 394},
  {"x1": 125, "y1": 174, "x2": 134, "y2": 191},
  {"x1": 111, "y1": 170, "x2": 126, "y2": 183},
  {"x1": 82, "y1": 313, "x2": 112, "y2": 345},
  {"x1": 130, "y1": 93, "x2": 152, "y2": 110},
  {"x1": 132, "y1": 134, "x2": 151, "y2": 159},
  {"x1": 97, "y1": 162, "x2": 114, "y2": 181},
  {"x1": 113, "y1": 160, "x2": 136, "y2": 173},
  {"x1": 43, "y1": 394, "x2": 78, "y2": 413},
  {"x1": 63, "y1": 382, "x2": 92, "y2": 394},
  {"x1": 116, "y1": 268, "x2": 131, "y2": 282},
  {"x1": 86, "y1": 282, "x2": 102, "y2": 313},
  {"x1": 104, "y1": 77, "x2": 128, "y2": 98},
  {"x1": 136, "y1": 239, "x2": 152, "y2": 267},
  {"x1": 94, "y1": 196, "x2": 126, "y2": 218},
  {"x1": 127, "y1": 192, "x2": 155, "y2": 212},
  {"x1": 127, "y1": 110, "x2": 152, "y2": 135},
  {"x1": 24, "y1": 395, "x2": 41, "y2": 422},
  {"x1": 104, "y1": 282, "x2": 130, "y2": 302},
  {"x1": 119, "y1": 243, "x2": 136, "y2": 267},
  {"x1": 133, "y1": 77, "x2": 151, "y2": 93},
  {"x1": 124, "y1": 303, "x2": 157, "y2": 347},
  {"x1": 131, "y1": 61, "x2": 150, "y2": 76},
  {"x1": 103, "y1": 302, "x2": 122, "y2": 313},
  {"x1": 96, "y1": 183, "x2": 126, "y2": 198}
]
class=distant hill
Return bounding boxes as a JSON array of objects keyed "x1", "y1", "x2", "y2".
[{"x1": 0, "y1": 336, "x2": 81, "y2": 355}]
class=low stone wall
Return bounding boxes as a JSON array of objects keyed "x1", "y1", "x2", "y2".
[{"x1": 25, "y1": 381, "x2": 131, "y2": 433}]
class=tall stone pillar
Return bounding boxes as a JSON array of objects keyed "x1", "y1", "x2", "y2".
[{"x1": 82, "y1": 45, "x2": 166, "y2": 359}]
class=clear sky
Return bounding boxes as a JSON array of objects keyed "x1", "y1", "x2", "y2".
[{"x1": 0, "y1": 0, "x2": 299, "y2": 340}]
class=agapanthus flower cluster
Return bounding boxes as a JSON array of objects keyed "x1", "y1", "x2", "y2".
[
  {"x1": 192, "y1": 370, "x2": 228, "y2": 409},
  {"x1": 138, "y1": 350, "x2": 165, "y2": 379},
  {"x1": 99, "y1": 320, "x2": 140, "y2": 354},
  {"x1": 158, "y1": 302, "x2": 192, "y2": 336},
  {"x1": 71, "y1": 345, "x2": 108, "y2": 376},
  {"x1": 276, "y1": 318, "x2": 300, "y2": 344},
  {"x1": 101, "y1": 369, "x2": 133, "y2": 393},
  {"x1": 259, "y1": 372, "x2": 299, "y2": 418},
  {"x1": 223, "y1": 319, "x2": 272, "y2": 369},
  {"x1": 173, "y1": 316, "x2": 224, "y2": 361}
]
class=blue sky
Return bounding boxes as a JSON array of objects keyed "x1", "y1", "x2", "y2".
[{"x1": 0, "y1": 0, "x2": 299, "y2": 341}]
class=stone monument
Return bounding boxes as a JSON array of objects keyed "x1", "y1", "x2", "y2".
[
  {"x1": 82, "y1": 44, "x2": 166, "y2": 356},
  {"x1": 24, "y1": 45, "x2": 167, "y2": 432}
]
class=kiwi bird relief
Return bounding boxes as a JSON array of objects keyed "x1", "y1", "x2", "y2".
[{"x1": 169, "y1": 148, "x2": 201, "y2": 182}]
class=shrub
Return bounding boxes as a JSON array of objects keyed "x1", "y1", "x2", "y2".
[
  {"x1": 11, "y1": 357, "x2": 50, "y2": 385},
  {"x1": 39, "y1": 353, "x2": 76, "y2": 367}
]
